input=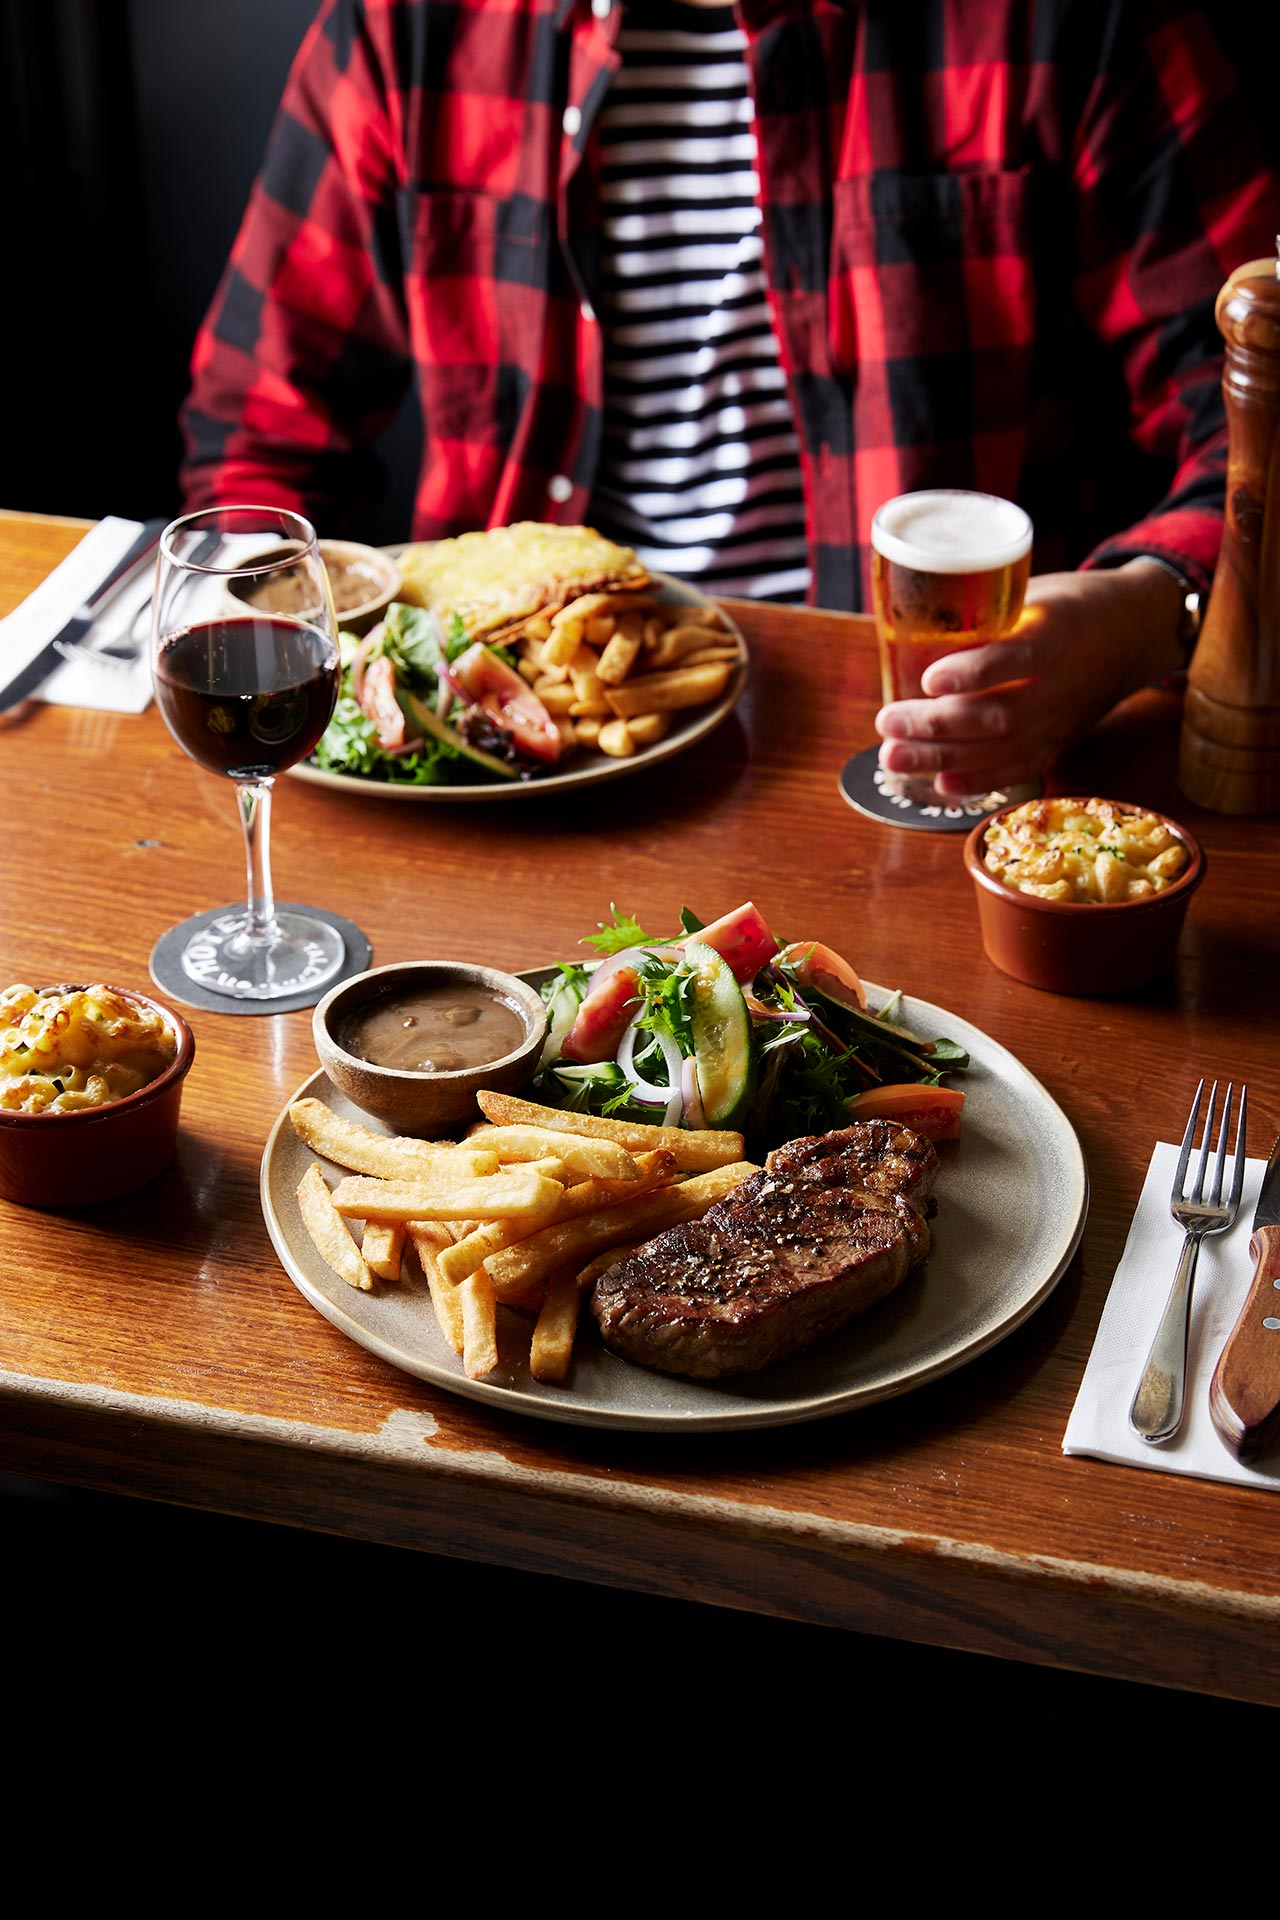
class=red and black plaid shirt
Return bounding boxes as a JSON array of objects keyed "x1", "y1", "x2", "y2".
[{"x1": 180, "y1": 0, "x2": 1280, "y2": 612}]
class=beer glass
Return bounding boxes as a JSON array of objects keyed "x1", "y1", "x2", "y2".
[{"x1": 871, "y1": 489, "x2": 1032, "y2": 809}]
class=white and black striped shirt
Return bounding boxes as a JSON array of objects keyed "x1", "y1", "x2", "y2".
[{"x1": 588, "y1": 1, "x2": 811, "y2": 603}]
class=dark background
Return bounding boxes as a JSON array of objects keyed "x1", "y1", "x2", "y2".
[
  {"x1": 1, "y1": 0, "x2": 1272, "y2": 544},
  {"x1": 2, "y1": 0, "x2": 1278, "y2": 1756},
  {"x1": 1, "y1": 0, "x2": 420, "y2": 542}
]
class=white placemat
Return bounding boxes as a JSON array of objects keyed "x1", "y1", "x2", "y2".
[
  {"x1": 1064, "y1": 1142, "x2": 1279, "y2": 1487},
  {"x1": 0, "y1": 517, "x2": 154, "y2": 713}
]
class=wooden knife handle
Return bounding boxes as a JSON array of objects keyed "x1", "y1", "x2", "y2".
[{"x1": 1208, "y1": 1223, "x2": 1280, "y2": 1460}]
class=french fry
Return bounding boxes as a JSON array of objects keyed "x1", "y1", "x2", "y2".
[
  {"x1": 584, "y1": 612, "x2": 616, "y2": 647},
  {"x1": 648, "y1": 623, "x2": 730, "y2": 670},
  {"x1": 624, "y1": 712, "x2": 670, "y2": 749},
  {"x1": 605, "y1": 661, "x2": 733, "y2": 717},
  {"x1": 568, "y1": 664, "x2": 611, "y2": 716},
  {"x1": 574, "y1": 1243, "x2": 647, "y2": 1289},
  {"x1": 533, "y1": 679, "x2": 578, "y2": 715},
  {"x1": 435, "y1": 1148, "x2": 678, "y2": 1284},
  {"x1": 598, "y1": 718, "x2": 636, "y2": 757},
  {"x1": 596, "y1": 621, "x2": 643, "y2": 685},
  {"x1": 408, "y1": 1222, "x2": 465, "y2": 1354},
  {"x1": 362, "y1": 1220, "x2": 405, "y2": 1282},
  {"x1": 485, "y1": 1162, "x2": 758, "y2": 1297},
  {"x1": 467, "y1": 1124, "x2": 641, "y2": 1182},
  {"x1": 289, "y1": 1099, "x2": 500, "y2": 1180},
  {"x1": 475, "y1": 1090, "x2": 745, "y2": 1172},
  {"x1": 530, "y1": 1273, "x2": 581, "y2": 1383},
  {"x1": 459, "y1": 1270, "x2": 500, "y2": 1378},
  {"x1": 436, "y1": 1220, "x2": 509, "y2": 1285},
  {"x1": 330, "y1": 1166, "x2": 563, "y2": 1224},
  {"x1": 541, "y1": 615, "x2": 587, "y2": 669},
  {"x1": 296, "y1": 1163, "x2": 373, "y2": 1293},
  {"x1": 574, "y1": 716, "x2": 603, "y2": 746},
  {"x1": 672, "y1": 645, "x2": 743, "y2": 669}
]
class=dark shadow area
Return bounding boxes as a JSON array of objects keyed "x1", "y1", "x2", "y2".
[{"x1": 6, "y1": 1472, "x2": 1275, "y2": 1769}]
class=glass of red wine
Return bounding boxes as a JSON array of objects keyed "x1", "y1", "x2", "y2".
[{"x1": 151, "y1": 506, "x2": 345, "y2": 1001}]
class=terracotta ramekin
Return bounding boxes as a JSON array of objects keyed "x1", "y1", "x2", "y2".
[
  {"x1": 962, "y1": 799, "x2": 1206, "y2": 996},
  {"x1": 0, "y1": 988, "x2": 196, "y2": 1208}
]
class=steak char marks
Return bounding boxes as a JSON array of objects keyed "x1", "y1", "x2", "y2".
[{"x1": 591, "y1": 1122, "x2": 939, "y2": 1380}]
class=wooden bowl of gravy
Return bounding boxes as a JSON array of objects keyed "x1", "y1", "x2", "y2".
[
  {"x1": 313, "y1": 961, "x2": 547, "y2": 1135},
  {"x1": 227, "y1": 539, "x2": 400, "y2": 636}
]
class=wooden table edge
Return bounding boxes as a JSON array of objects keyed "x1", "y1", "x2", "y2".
[{"x1": 4, "y1": 1368, "x2": 1276, "y2": 1705}]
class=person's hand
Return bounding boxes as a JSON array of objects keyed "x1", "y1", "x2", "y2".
[{"x1": 874, "y1": 560, "x2": 1188, "y2": 799}]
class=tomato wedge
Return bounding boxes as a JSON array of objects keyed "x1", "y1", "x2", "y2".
[
  {"x1": 846, "y1": 1083, "x2": 965, "y2": 1141},
  {"x1": 776, "y1": 939, "x2": 868, "y2": 1011},
  {"x1": 358, "y1": 652, "x2": 406, "y2": 750},
  {"x1": 559, "y1": 945, "x2": 683, "y2": 1063},
  {"x1": 451, "y1": 642, "x2": 561, "y2": 764},
  {"x1": 680, "y1": 902, "x2": 778, "y2": 982}
]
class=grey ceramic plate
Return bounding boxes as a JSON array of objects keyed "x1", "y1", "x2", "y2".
[
  {"x1": 289, "y1": 568, "x2": 746, "y2": 803},
  {"x1": 260, "y1": 977, "x2": 1088, "y2": 1432}
]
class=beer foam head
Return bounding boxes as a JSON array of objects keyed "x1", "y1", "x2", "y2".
[{"x1": 871, "y1": 490, "x2": 1032, "y2": 574}]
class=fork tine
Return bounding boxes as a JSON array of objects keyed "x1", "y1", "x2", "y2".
[
  {"x1": 1172, "y1": 1078, "x2": 1203, "y2": 1200},
  {"x1": 1189, "y1": 1080, "x2": 1218, "y2": 1204},
  {"x1": 1208, "y1": 1082, "x2": 1233, "y2": 1206},
  {"x1": 1228, "y1": 1084, "x2": 1249, "y2": 1212}
]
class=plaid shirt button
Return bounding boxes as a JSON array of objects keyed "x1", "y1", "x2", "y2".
[
  {"x1": 592, "y1": 0, "x2": 611, "y2": 16},
  {"x1": 580, "y1": 301, "x2": 595, "y2": 324},
  {"x1": 547, "y1": 475, "x2": 574, "y2": 503},
  {"x1": 562, "y1": 105, "x2": 582, "y2": 138}
]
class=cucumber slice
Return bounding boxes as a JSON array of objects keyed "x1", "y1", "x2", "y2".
[
  {"x1": 684, "y1": 940, "x2": 755, "y2": 1130},
  {"x1": 398, "y1": 690, "x2": 519, "y2": 781}
]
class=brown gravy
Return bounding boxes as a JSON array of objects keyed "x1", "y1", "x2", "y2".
[
  {"x1": 243, "y1": 559, "x2": 380, "y2": 616},
  {"x1": 340, "y1": 983, "x2": 528, "y2": 1074}
]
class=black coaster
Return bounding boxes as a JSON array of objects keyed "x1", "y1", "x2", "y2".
[
  {"x1": 838, "y1": 746, "x2": 1040, "y2": 833},
  {"x1": 149, "y1": 905, "x2": 373, "y2": 1015}
]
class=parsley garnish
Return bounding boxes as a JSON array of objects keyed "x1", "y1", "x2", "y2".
[{"x1": 583, "y1": 905, "x2": 655, "y2": 955}]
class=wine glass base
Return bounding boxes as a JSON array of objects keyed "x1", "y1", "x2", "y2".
[
  {"x1": 176, "y1": 908, "x2": 345, "y2": 1001},
  {"x1": 838, "y1": 746, "x2": 1040, "y2": 834},
  {"x1": 150, "y1": 905, "x2": 373, "y2": 1015}
]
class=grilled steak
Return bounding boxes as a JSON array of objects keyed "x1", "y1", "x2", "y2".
[
  {"x1": 765, "y1": 1120, "x2": 938, "y2": 1205},
  {"x1": 591, "y1": 1122, "x2": 935, "y2": 1379}
]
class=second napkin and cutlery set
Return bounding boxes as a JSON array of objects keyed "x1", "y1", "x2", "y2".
[{"x1": 1129, "y1": 1079, "x2": 1280, "y2": 1463}]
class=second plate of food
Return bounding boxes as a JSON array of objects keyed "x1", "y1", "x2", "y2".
[{"x1": 291, "y1": 565, "x2": 748, "y2": 803}]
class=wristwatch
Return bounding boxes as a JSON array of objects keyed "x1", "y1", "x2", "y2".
[{"x1": 1134, "y1": 553, "x2": 1204, "y2": 661}]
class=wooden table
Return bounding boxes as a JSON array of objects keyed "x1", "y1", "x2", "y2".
[{"x1": 3, "y1": 508, "x2": 1278, "y2": 1708}]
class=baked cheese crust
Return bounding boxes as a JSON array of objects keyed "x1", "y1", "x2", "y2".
[{"x1": 397, "y1": 523, "x2": 651, "y2": 641}]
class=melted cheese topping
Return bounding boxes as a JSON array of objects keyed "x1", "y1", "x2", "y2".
[
  {"x1": 0, "y1": 983, "x2": 176, "y2": 1113},
  {"x1": 397, "y1": 523, "x2": 650, "y2": 639}
]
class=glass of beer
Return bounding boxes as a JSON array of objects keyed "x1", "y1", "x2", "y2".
[{"x1": 871, "y1": 489, "x2": 1033, "y2": 809}]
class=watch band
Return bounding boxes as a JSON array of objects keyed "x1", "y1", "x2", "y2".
[{"x1": 1133, "y1": 553, "x2": 1204, "y2": 660}]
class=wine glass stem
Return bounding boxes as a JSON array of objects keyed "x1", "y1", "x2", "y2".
[{"x1": 236, "y1": 778, "x2": 279, "y2": 944}]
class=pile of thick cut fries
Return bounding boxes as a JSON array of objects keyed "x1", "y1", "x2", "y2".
[
  {"x1": 292, "y1": 1091, "x2": 757, "y2": 1383},
  {"x1": 512, "y1": 592, "x2": 743, "y2": 760}
]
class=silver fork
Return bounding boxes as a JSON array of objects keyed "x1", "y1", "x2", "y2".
[{"x1": 1129, "y1": 1079, "x2": 1248, "y2": 1444}]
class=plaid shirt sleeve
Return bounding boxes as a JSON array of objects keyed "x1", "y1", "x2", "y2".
[
  {"x1": 1072, "y1": 5, "x2": 1276, "y2": 593},
  {"x1": 179, "y1": 0, "x2": 410, "y2": 527}
]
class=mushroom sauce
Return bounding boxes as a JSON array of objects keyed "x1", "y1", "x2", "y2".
[{"x1": 339, "y1": 984, "x2": 528, "y2": 1074}]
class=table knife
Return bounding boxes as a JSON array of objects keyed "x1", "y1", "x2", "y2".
[
  {"x1": 1209, "y1": 1135, "x2": 1280, "y2": 1460},
  {"x1": 0, "y1": 516, "x2": 168, "y2": 711}
]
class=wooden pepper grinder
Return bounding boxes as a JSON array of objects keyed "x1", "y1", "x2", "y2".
[{"x1": 1179, "y1": 246, "x2": 1280, "y2": 814}]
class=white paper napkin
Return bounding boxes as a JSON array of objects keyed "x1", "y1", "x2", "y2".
[
  {"x1": 0, "y1": 517, "x2": 154, "y2": 714},
  {"x1": 1064, "y1": 1143, "x2": 1280, "y2": 1488}
]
